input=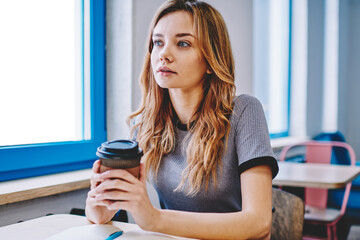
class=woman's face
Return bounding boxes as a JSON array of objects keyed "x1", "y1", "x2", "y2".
[{"x1": 151, "y1": 11, "x2": 209, "y2": 92}]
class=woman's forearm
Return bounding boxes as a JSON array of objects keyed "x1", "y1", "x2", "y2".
[
  {"x1": 149, "y1": 166, "x2": 273, "y2": 240},
  {"x1": 152, "y1": 209, "x2": 271, "y2": 240}
]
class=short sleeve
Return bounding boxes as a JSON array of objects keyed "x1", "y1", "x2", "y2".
[{"x1": 233, "y1": 95, "x2": 278, "y2": 178}]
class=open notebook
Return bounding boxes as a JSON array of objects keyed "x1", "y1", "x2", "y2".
[{"x1": 45, "y1": 224, "x2": 178, "y2": 240}]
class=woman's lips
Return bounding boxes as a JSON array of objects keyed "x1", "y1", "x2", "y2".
[{"x1": 157, "y1": 66, "x2": 177, "y2": 76}]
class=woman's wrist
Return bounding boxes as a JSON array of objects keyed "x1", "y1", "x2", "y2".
[{"x1": 144, "y1": 207, "x2": 163, "y2": 232}]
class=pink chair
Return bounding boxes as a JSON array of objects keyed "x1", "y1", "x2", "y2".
[{"x1": 279, "y1": 140, "x2": 356, "y2": 240}]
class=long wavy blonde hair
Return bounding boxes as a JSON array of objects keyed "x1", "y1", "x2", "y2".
[{"x1": 128, "y1": 0, "x2": 235, "y2": 195}]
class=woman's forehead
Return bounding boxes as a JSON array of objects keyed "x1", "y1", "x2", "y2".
[{"x1": 153, "y1": 11, "x2": 195, "y2": 36}]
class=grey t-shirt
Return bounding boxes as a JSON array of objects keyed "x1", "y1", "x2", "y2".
[{"x1": 145, "y1": 94, "x2": 278, "y2": 212}]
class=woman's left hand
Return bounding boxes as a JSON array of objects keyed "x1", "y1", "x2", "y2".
[{"x1": 93, "y1": 163, "x2": 160, "y2": 231}]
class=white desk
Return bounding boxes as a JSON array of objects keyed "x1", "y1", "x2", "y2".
[
  {"x1": 0, "y1": 214, "x2": 193, "y2": 240},
  {"x1": 273, "y1": 161, "x2": 360, "y2": 189}
]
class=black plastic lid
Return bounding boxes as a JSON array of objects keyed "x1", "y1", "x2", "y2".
[{"x1": 96, "y1": 139, "x2": 143, "y2": 160}]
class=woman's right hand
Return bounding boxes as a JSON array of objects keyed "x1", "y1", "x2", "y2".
[
  {"x1": 85, "y1": 160, "x2": 118, "y2": 224},
  {"x1": 90, "y1": 160, "x2": 102, "y2": 188}
]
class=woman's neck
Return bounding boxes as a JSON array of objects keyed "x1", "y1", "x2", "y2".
[{"x1": 169, "y1": 88, "x2": 202, "y2": 124}]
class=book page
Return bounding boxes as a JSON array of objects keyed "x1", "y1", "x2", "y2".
[{"x1": 45, "y1": 224, "x2": 178, "y2": 240}]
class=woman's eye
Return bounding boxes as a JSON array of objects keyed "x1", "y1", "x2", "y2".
[
  {"x1": 178, "y1": 41, "x2": 190, "y2": 48},
  {"x1": 153, "y1": 40, "x2": 163, "y2": 46}
]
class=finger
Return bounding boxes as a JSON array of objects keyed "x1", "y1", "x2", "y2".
[
  {"x1": 92, "y1": 160, "x2": 101, "y2": 173},
  {"x1": 87, "y1": 191, "x2": 114, "y2": 209},
  {"x1": 139, "y1": 163, "x2": 147, "y2": 184},
  {"x1": 89, "y1": 160, "x2": 102, "y2": 188},
  {"x1": 95, "y1": 178, "x2": 133, "y2": 193},
  {"x1": 90, "y1": 172, "x2": 102, "y2": 183},
  {"x1": 96, "y1": 190, "x2": 132, "y2": 201},
  {"x1": 87, "y1": 196, "x2": 115, "y2": 208},
  {"x1": 100, "y1": 169, "x2": 137, "y2": 183},
  {"x1": 90, "y1": 172, "x2": 103, "y2": 189},
  {"x1": 87, "y1": 188, "x2": 98, "y2": 198},
  {"x1": 106, "y1": 200, "x2": 131, "y2": 211},
  {"x1": 91, "y1": 199, "x2": 130, "y2": 211}
]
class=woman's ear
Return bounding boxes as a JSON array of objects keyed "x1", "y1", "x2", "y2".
[{"x1": 206, "y1": 68, "x2": 213, "y2": 74}]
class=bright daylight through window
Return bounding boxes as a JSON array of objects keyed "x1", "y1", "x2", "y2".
[
  {"x1": 0, "y1": 0, "x2": 88, "y2": 147},
  {"x1": 0, "y1": 0, "x2": 105, "y2": 182}
]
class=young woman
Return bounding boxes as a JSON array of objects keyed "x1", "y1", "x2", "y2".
[{"x1": 86, "y1": 0, "x2": 278, "y2": 239}]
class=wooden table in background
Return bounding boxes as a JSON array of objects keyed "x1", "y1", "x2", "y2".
[{"x1": 273, "y1": 161, "x2": 360, "y2": 189}]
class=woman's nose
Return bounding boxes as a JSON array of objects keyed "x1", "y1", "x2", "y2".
[{"x1": 159, "y1": 45, "x2": 174, "y2": 63}]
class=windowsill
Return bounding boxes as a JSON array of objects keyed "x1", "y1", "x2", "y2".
[
  {"x1": 0, "y1": 136, "x2": 307, "y2": 206},
  {"x1": 0, "y1": 169, "x2": 92, "y2": 206}
]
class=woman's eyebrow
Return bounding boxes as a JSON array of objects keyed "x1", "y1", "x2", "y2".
[
  {"x1": 153, "y1": 33, "x2": 163, "y2": 38},
  {"x1": 152, "y1": 33, "x2": 194, "y2": 38},
  {"x1": 175, "y1": 33, "x2": 194, "y2": 38}
]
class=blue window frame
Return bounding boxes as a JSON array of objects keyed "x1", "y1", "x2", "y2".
[{"x1": 0, "y1": 0, "x2": 106, "y2": 181}]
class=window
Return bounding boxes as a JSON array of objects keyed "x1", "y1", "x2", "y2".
[
  {"x1": 253, "y1": 0, "x2": 291, "y2": 138},
  {"x1": 0, "y1": 0, "x2": 106, "y2": 181}
]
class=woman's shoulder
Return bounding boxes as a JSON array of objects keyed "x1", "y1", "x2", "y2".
[{"x1": 233, "y1": 94, "x2": 263, "y2": 113}]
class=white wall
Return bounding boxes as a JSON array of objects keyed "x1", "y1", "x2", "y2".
[
  {"x1": 306, "y1": 0, "x2": 325, "y2": 137},
  {"x1": 207, "y1": 0, "x2": 253, "y2": 95},
  {"x1": 106, "y1": 0, "x2": 134, "y2": 140},
  {"x1": 292, "y1": 0, "x2": 360, "y2": 158},
  {"x1": 338, "y1": 0, "x2": 360, "y2": 158},
  {"x1": 0, "y1": 189, "x2": 88, "y2": 227},
  {"x1": 304, "y1": 0, "x2": 360, "y2": 157}
]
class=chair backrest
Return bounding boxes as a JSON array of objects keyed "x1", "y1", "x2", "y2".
[
  {"x1": 313, "y1": 132, "x2": 350, "y2": 165},
  {"x1": 279, "y1": 141, "x2": 356, "y2": 214},
  {"x1": 271, "y1": 188, "x2": 305, "y2": 240}
]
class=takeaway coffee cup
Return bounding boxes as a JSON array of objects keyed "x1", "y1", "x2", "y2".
[{"x1": 96, "y1": 139, "x2": 143, "y2": 178}]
